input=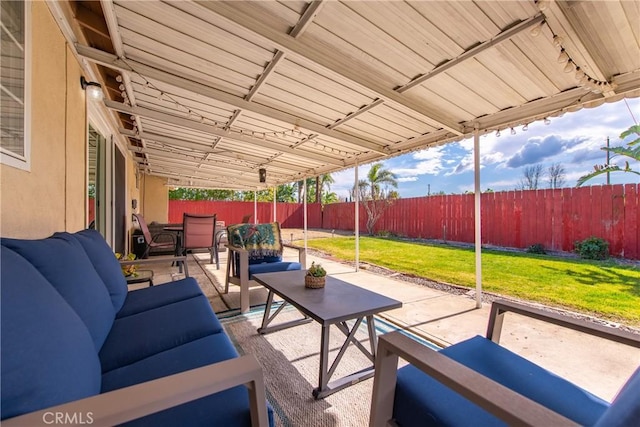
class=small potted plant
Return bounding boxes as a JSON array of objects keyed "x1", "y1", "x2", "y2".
[{"x1": 305, "y1": 262, "x2": 327, "y2": 289}]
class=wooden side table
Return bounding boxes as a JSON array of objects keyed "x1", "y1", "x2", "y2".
[{"x1": 125, "y1": 270, "x2": 154, "y2": 287}]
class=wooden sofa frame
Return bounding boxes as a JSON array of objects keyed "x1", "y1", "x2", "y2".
[{"x1": 369, "y1": 299, "x2": 640, "y2": 427}]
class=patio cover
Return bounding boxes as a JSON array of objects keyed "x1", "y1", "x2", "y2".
[{"x1": 52, "y1": 0, "x2": 640, "y2": 190}]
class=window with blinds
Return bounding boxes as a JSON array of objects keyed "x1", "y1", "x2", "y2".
[{"x1": 1, "y1": 0, "x2": 29, "y2": 170}]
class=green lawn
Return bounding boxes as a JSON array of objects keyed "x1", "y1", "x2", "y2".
[{"x1": 305, "y1": 236, "x2": 640, "y2": 327}]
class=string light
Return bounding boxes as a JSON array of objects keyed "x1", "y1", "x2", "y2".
[
  {"x1": 496, "y1": 129, "x2": 501, "y2": 137},
  {"x1": 540, "y1": 23, "x2": 616, "y2": 94},
  {"x1": 544, "y1": 117, "x2": 551, "y2": 125},
  {"x1": 118, "y1": 60, "x2": 362, "y2": 156},
  {"x1": 522, "y1": 124, "x2": 529, "y2": 131},
  {"x1": 510, "y1": 128, "x2": 516, "y2": 135}
]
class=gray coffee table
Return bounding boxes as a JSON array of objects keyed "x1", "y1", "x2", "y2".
[{"x1": 252, "y1": 270, "x2": 402, "y2": 399}]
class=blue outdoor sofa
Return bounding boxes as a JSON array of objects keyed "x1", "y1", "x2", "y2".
[
  {"x1": 1, "y1": 229, "x2": 273, "y2": 426},
  {"x1": 370, "y1": 299, "x2": 640, "y2": 427}
]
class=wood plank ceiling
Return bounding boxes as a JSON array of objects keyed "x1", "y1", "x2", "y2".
[{"x1": 64, "y1": 0, "x2": 640, "y2": 190}]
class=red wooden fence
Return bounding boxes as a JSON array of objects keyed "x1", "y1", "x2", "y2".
[
  {"x1": 322, "y1": 184, "x2": 639, "y2": 260},
  {"x1": 166, "y1": 185, "x2": 639, "y2": 259},
  {"x1": 169, "y1": 200, "x2": 323, "y2": 228}
]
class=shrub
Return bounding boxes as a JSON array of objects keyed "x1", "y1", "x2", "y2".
[
  {"x1": 574, "y1": 237, "x2": 609, "y2": 260},
  {"x1": 526, "y1": 243, "x2": 546, "y2": 255}
]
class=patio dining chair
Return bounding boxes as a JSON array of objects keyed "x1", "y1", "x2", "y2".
[
  {"x1": 369, "y1": 299, "x2": 640, "y2": 427},
  {"x1": 225, "y1": 222, "x2": 305, "y2": 313},
  {"x1": 214, "y1": 220, "x2": 227, "y2": 270},
  {"x1": 132, "y1": 213, "x2": 176, "y2": 259},
  {"x1": 182, "y1": 213, "x2": 217, "y2": 264}
]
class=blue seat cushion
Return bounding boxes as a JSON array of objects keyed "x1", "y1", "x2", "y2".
[
  {"x1": 248, "y1": 262, "x2": 302, "y2": 278},
  {"x1": 117, "y1": 278, "x2": 204, "y2": 318},
  {"x1": 394, "y1": 336, "x2": 609, "y2": 427},
  {"x1": 62, "y1": 230, "x2": 128, "y2": 313},
  {"x1": 99, "y1": 295, "x2": 223, "y2": 373},
  {"x1": 594, "y1": 366, "x2": 640, "y2": 427},
  {"x1": 102, "y1": 333, "x2": 274, "y2": 427},
  {"x1": 1, "y1": 235, "x2": 115, "y2": 350},
  {"x1": 1, "y1": 247, "x2": 101, "y2": 420}
]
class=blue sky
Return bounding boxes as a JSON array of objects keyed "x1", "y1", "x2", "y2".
[{"x1": 330, "y1": 97, "x2": 640, "y2": 199}]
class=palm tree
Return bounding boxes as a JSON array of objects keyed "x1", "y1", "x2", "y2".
[
  {"x1": 577, "y1": 124, "x2": 640, "y2": 186},
  {"x1": 351, "y1": 163, "x2": 398, "y2": 234},
  {"x1": 315, "y1": 174, "x2": 335, "y2": 204},
  {"x1": 366, "y1": 163, "x2": 398, "y2": 199}
]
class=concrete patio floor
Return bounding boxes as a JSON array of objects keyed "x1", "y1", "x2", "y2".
[{"x1": 149, "y1": 233, "x2": 640, "y2": 403}]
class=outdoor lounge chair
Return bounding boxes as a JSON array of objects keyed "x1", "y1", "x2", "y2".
[
  {"x1": 225, "y1": 222, "x2": 305, "y2": 313},
  {"x1": 369, "y1": 299, "x2": 640, "y2": 427}
]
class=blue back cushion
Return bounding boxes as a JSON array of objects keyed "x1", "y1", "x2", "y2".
[
  {"x1": 62, "y1": 230, "x2": 127, "y2": 312},
  {"x1": 594, "y1": 366, "x2": 640, "y2": 427},
  {"x1": 2, "y1": 235, "x2": 115, "y2": 350},
  {"x1": 0, "y1": 247, "x2": 101, "y2": 420}
]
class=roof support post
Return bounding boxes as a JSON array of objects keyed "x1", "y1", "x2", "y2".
[
  {"x1": 303, "y1": 179, "x2": 308, "y2": 258},
  {"x1": 254, "y1": 191, "x2": 258, "y2": 224},
  {"x1": 473, "y1": 126, "x2": 482, "y2": 309},
  {"x1": 355, "y1": 159, "x2": 360, "y2": 273},
  {"x1": 273, "y1": 186, "x2": 277, "y2": 223}
]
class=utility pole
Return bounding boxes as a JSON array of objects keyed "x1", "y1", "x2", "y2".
[
  {"x1": 606, "y1": 137, "x2": 611, "y2": 185},
  {"x1": 427, "y1": 184, "x2": 431, "y2": 196}
]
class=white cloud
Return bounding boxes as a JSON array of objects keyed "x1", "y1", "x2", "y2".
[{"x1": 397, "y1": 176, "x2": 418, "y2": 182}]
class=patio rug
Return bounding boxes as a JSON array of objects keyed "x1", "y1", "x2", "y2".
[{"x1": 219, "y1": 304, "x2": 440, "y2": 427}]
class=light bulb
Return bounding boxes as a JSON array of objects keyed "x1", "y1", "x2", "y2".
[
  {"x1": 510, "y1": 128, "x2": 516, "y2": 135},
  {"x1": 544, "y1": 118, "x2": 551, "y2": 125},
  {"x1": 564, "y1": 62, "x2": 574, "y2": 73},
  {"x1": 530, "y1": 23, "x2": 542, "y2": 37},
  {"x1": 522, "y1": 124, "x2": 529, "y2": 131},
  {"x1": 552, "y1": 35, "x2": 564, "y2": 48},
  {"x1": 496, "y1": 130, "x2": 501, "y2": 137},
  {"x1": 557, "y1": 50, "x2": 569, "y2": 63}
]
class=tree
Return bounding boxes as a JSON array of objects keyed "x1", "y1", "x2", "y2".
[
  {"x1": 315, "y1": 174, "x2": 335, "y2": 204},
  {"x1": 577, "y1": 125, "x2": 640, "y2": 186},
  {"x1": 169, "y1": 188, "x2": 239, "y2": 200},
  {"x1": 352, "y1": 163, "x2": 398, "y2": 235},
  {"x1": 547, "y1": 163, "x2": 566, "y2": 189},
  {"x1": 517, "y1": 164, "x2": 544, "y2": 190}
]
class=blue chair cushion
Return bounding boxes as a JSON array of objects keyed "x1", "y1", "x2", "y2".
[
  {"x1": 0, "y1": 246, "x2": 101, "y2": 420},
  {"x1": 102, "y1": 333, "x2": 274, "y2": 427},
  {"x1": 2, "y1": 235, "x2": 115, "y2": 350},
  {"x1": 594, "y1": 366, "x2": 640, "y2": 427},
  {"x1": 99, "y1": 295, "x2": 223, "y2": 373},
  {"x1": 248, "y1": 262, "x2": 302, "y2": 278},
  {"x1": 117, "y1": 277, "x2": 204, "y2": 318},
  {"x1": 59, "y1": 230, "x2": 128, "y2": 313},
  {"x1": 249, "y1": 255, "x2": 282, "y2": 264},
  {"x1": 394, "y1": 335, "x2": 609, "y2": 427}
]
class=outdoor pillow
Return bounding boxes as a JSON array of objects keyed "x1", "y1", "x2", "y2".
[
  {"x1": 1, "y1": 234, "x2": 115, "y2": 350},
  {"x1": 58, "y1": 229, "x2": 128, "y2": 312},
  {"x1": 0, "y1": 246, "x2": 101, "y2": 420}
]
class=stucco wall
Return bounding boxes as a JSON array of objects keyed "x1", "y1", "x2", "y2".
[
  {"x1": 0, "y1": 2, "x2": 86, "y2": 238},
  {"x1": 141, "y1": 174, "x2": 169, "y2": 223}
]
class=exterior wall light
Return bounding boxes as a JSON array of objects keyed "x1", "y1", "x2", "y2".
[
  {"x1": 259, "y1": 168, "x2": 267, "y2": 183},
  {"x1": 80, "y1": 76, "x2": 104, "y2": 101}
]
